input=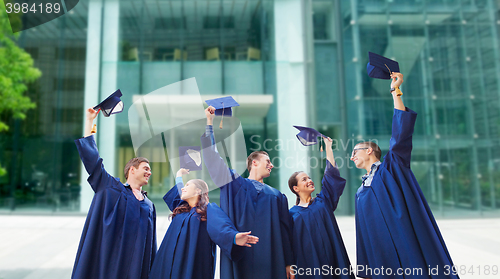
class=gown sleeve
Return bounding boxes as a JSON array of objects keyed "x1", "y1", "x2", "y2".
[
  {"x1": 207, "y1": 203, "x2": 245, "y2": 262},
  {"x1": 278, "y1": 194, "x2": 295, "y2": 266},
  {"x1": 200, "y1": 126, "x2": 243, "y2": 209},
  {"x1": 74, "y1": 135, "x2": 115, "y2": 193},
  {"x1": 317, "y1": 160, "x2": 346, "y2": 211},
  {"x1": 163, "y1": 178, "x2": 186, "y2": 211},
  {"x1": 388, "y1": 108, "x2": 418, "y2": 167}
]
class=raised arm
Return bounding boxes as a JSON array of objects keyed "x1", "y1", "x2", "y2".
[
  {"x1": 163, "y1": 168, "x2": 188, "y2": 211},
  {"x1": 316, "y1": 137, "x2": 346, "y2": 211},
  {"x1": 324, "y1": 136, "x2": 335, "y2": 166},
  {"x1": 84, "y1": 107, "x2": 99, "y2": 137},
  {"x1": 74, "y1": 108, "x2": 114, "y2": 193},
  {"x1": 388, "y1": 73, "x2": 418, "y2": 167},
  {"x1": 201, "y1": 107, "x2": 242, "y2": 207}
]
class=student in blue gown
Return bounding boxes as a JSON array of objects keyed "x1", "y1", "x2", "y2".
[
  {"x1": 72, "y1": 108, "x2": 156, "y2": 279},
  {"x1": 202, "y1": 106, "x2": 295, "y2": 279},
  {"x1": 352, "y1": 73, "x2": 459, "y2": 279},
  {"x1": 149, "y1": 168, "x2": 259, "y2": 279},
  {"x1": 288, "y1": 136, "x2": 354, "y2": 279}
]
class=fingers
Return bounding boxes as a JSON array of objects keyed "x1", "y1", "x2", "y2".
[
  {"x1": 246, "y1": 236, "x2": 259, "y2": 244},
  {"x1": 206, "y1": 106, "x2": 215, "y2": 114}
]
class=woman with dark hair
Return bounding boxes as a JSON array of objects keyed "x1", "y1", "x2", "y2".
[
  {"x1": 149, "y1": 168, "x2": 258, "y2": 279},
  {"x1": 288, "y1": 137, "x2": 354, "y2": 279}
]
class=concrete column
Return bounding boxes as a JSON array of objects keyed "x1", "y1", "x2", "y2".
[
  {"x1": 274, "y1": 0, "x2": 310, "y2": 207},
  {"x1": 79, "y1": 0, "x2": 119, "y2": 212}
]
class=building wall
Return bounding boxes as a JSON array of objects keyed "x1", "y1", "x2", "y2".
[{"x1": 1, "y1": 0, "x2": 499, "y2": 217}]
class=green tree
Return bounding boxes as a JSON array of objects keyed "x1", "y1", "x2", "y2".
[{"x1": 0, "y1": 1, "x2": 42, "y2": 176}]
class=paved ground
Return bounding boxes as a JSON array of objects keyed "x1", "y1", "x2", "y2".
[{"x1": 0, "y1": 215, "x2": 499, "y2": 279}]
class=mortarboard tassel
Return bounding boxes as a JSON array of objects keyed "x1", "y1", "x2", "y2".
[
  {"x1": 320, "y1": 137, "x2": 324, "y2": 152},
  {"x1": 219, "y1": 102, "x2": 224, "y2": 129}
]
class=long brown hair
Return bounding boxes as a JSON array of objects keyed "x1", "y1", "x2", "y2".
[
  {"x1": 170, "y1": 179, "x2": 209, "y2": 221},
  {"x1": 288, "y1": 171, "x2": 314, "y2": 206}
]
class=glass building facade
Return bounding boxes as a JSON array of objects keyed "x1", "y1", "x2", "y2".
[{"x1": 0, "y1": 0, "x2": 499, "y2": 217}]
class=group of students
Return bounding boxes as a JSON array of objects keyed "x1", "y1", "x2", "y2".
[{"x1": 71, "y1": 73, "x2": 459, "y2": 279}]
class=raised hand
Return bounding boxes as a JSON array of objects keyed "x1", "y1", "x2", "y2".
[
  {"x1": 176, "y1": 168, "x2": 190, "y2": 178},
  {"x1": 86, "y1": 107, "x2": 99, "y2": 122},
  {"x1": 323, "y1": 137, "x2": 333, "y2": 150},
  {"x1": 84, "y1": 107, "x2": 100, "y2": 137},
  {"x1": 390, "y1": 72, "x2": 404, "y2": 89},
  {"x1": 205, "y1": 106, "x2": 215, "y2": 125},
  {"x1": 234, "y1": 231, "x2": 259, "y2": 247}
]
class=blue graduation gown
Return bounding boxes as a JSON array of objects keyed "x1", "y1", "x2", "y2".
[
  {"x1": 72, "y1": 135, "x2": 156, "y2": 279},
  {"x1": 355, "y1": 108, "x2": 459, "y2": 279},
  {"x1": 289, "y1": 161, "x2": 354, "y2": 279},
  {"x1": 149, "y1": 183, "x2": 216, "y2": 279},
  {"x1": 201, "y1": 130, "x2": 294, "y2": 279}
]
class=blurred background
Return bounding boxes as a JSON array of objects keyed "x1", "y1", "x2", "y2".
[
  {"x1": 2, "y1": 0, "x2": 500, "y2": 278},
  {"x1": 1, "y1": 0, "x2": 500, "y2": 217}
]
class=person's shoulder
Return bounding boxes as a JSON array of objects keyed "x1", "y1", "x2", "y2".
[
  {"x1": 289, "y1": 205, "x2": 301, "y2": 217},
  {"x1": 289, "y1": 205, "x2": 304, "y2": 214},
  {"x1": 263, "y1": 184, "x2": 282, "y2": 196}
]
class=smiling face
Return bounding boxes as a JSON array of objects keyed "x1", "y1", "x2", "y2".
[
  {"x1": 131, "y1": 162, "x2": 151, "y2": 186},
  {"x1": 180, "y1": 181, "x2": 201, "y2": 201},
  {"x1": 292, "y1": 172, "x2": 315, "y2": 197},
  {"x1": 350, "y1": 144, "x2": 371, "y2": 170},
  {"x1": 252, "y1": 154, "x2": 274, "y2": 178}
]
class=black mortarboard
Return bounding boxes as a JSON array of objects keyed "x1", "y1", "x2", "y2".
[
  {"x1": 367, "y1": 52, "x2": 400, "y2": 80},
  {"x1": 205, "y1": 96, "x2": 240, "y2": 129},
  {"x1": 179, "y1": 146, "x2": 202, "y2": 171},
  {"x1": 93, "y1": 89, "x2": 124, "y2": 117},
  {"x1": 293, "y1": 126, "x2": 327, "y2": 151}
]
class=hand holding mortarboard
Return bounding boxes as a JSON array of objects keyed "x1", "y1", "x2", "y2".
[
  {"x1": 204, "y1": 96, "x2": 240, "y2": 129},
  {"x1": 367, "y1": 52, "x2": 402, "y2": 96},
  {"x1": 85, "y1": 90, "x2": 125, "y2": 136},
  {"x1": 205, "y1": 106, "x2": 216, "y2": 126},
  {"x1": 87, "y1": 108, "x2": 99, "y2": 135},
  {"x1": 93, "y1": 89, "x2": 124, "y2": 117},
  {"x1": 84, "y1": 107, "x2": 99, "y2": 137},
  {"x1": 86, "y1": 107, "x2": 99, "y2": 122},
  {"x1": 323, "y1": 136, "x2": 333, "y2": 150},
  {"x1": 390, "y1": 72, "x2": 404, "y2": 90},
  {"x1": 390, "y1": 73, "x2": 406, "y2": 111},
  {"x1": 293, "y1": 126, "x2": 327, "y2": 152}
]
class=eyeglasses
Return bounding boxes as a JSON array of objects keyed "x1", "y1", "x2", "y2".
[{"x1": 351, "y1": 147, "x2": 369, "y2": 158}]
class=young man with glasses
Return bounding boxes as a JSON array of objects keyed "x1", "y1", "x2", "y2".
[{"x1": 351, "y1": 73, "x2": 459, "y2": 279}]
